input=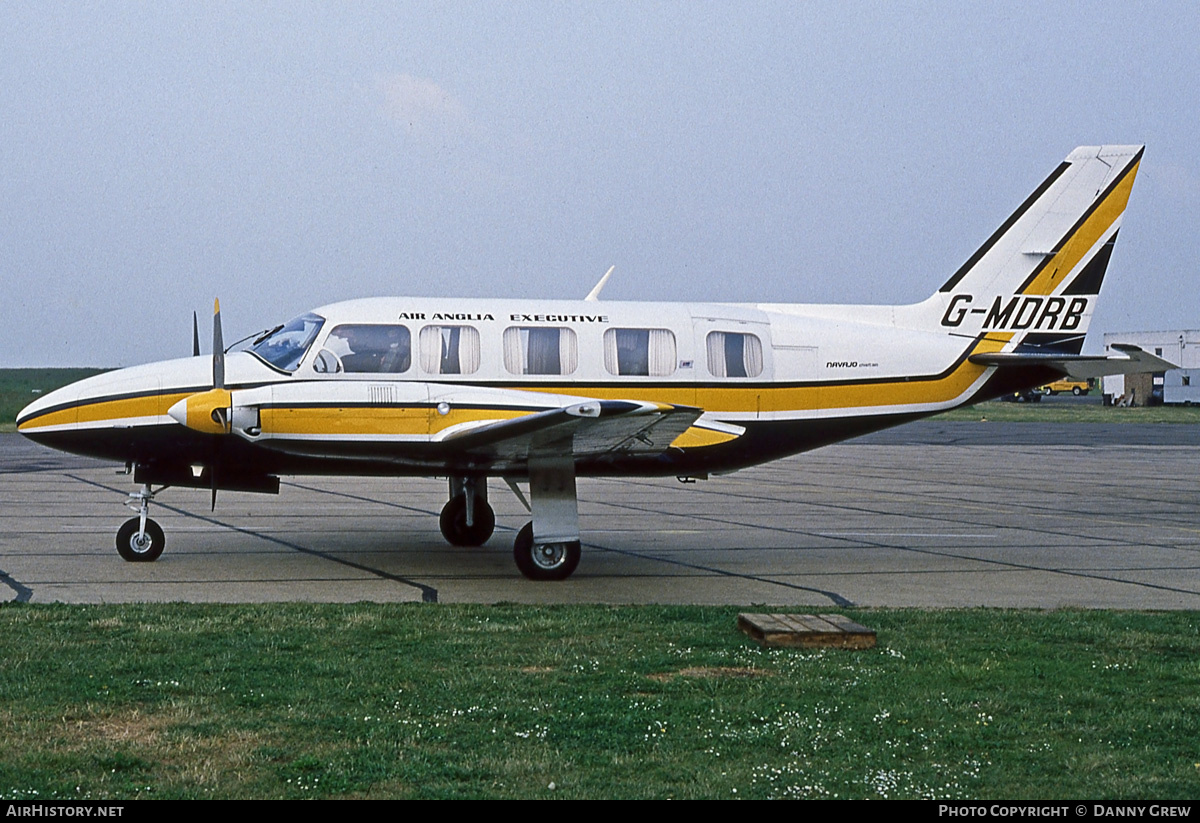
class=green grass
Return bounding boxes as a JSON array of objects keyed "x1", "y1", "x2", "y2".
[
  {"x1": 0, "y1": 604, "x2": 1197, "y2": 799},
  {"x1": 934, "y1": 402, "x2": 1200, "y2": 424},
  {"x1": 0, "y1": 368, "x2": 110, "y2": 431}
]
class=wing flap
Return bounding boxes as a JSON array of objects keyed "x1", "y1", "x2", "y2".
[{"x1": 439, "y1": 399, "x2": 703, "y2": 461}]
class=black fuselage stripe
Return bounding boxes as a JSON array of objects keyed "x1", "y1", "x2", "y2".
[
  {"x1": 16, "y1": 381, "x2": 277, "y2": 425},
  {"x1": 22, "y1": 336, "x2": 989, "y2": 427}
]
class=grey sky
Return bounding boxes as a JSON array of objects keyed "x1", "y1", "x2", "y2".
[{"x1": 2, "y1": 2, "x2": 1196, "y2": 366}]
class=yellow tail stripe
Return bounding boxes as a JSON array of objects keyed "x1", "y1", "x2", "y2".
[{"x1": 1023, "y1": 159, "x2": 1140, "y2": 297}]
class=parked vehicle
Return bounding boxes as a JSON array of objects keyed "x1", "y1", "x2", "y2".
[{"x1": 1042, "y1": 378, "x2": 1091, "y2": 396}]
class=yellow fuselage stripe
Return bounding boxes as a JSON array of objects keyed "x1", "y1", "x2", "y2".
[
  {"x1": 17, "y1": 392, "x2": 192, "y2": 431},
  {"x1": 20, "y1": 334, "x2": 1007, "y2": 438},
  {"x1": 258, "y1": 406, "x2": 528, "y2": 437}
]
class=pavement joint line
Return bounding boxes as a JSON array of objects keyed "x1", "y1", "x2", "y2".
[
  {"x1": 0, "y1": 425, "x2": 1192, "y2": 607},
  {"x1": 582, "y1": 540, "x2": 856, "y2": 607},
  {"x1": 65, "y1": 473, "x2": 440, "y2": 603},
  {"x1": 590, "y1": 494, "x2": 1200, "y2": 601}
]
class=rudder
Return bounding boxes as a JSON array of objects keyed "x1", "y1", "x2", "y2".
[{"x1": 923, "y1": 145, "x2": 1143, "y2": 354}]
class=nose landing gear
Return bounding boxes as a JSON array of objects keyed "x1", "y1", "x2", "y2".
[{"x1": 116, "y1": 484, "x2": 165, "y2": 562}]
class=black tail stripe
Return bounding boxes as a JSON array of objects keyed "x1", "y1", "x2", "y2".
[
  {"x1": 1062, "y1": 231, "x2": 1118, "y2": 296},
  {"x1": 1014, "y1": 149, "x2": 1142, "y2": 294},
  {"x1": 938, "y1": 161, "x2": 1071, "y2": 293}
]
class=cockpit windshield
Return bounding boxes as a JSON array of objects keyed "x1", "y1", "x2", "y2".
[{"x1": 248, "y1": 313, "x2": 325, "y2": 372}]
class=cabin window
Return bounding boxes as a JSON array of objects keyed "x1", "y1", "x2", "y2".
[
  {"x1": 502, "y1": 327, "x2": 578, "y2": 375},
  {"x1": 602, "y1": 328, "x2": 677, "y2": 376},
  {"x1": 706, "y1": 331, "x2": 763, "y2": 378},
  {"x1": 315, "y1": 324, "x2": 411, "y2": 373},
  {"x1": 419, "y1": 325, "x2": 481, "y2": 375}
]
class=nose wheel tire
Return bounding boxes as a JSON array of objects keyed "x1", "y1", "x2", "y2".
[
  {"x1": 513, "y1": 521, "x2": 581, "y2": 581},
  {"x1": 116, "y1": 517, "x2": 165, "y2": 562},
  {"x1": 439, "y1": 496, "x2": 496, "y2": 546}
]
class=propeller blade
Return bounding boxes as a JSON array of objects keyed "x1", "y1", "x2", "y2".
[
  {"x1": 211, "y1": 462, "x2": 218, "y2": 512},
  {"x1": 212, "y1": 298, "x2": 225, "y2": 389},
  {"x1": 192, "y1": 312, "x2": 201, "y2": 357}
]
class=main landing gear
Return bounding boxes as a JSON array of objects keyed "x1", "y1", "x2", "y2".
[
  {"x1": 112, "y1": 467, "x2": 587, "y2": 580},
  {"x1": 438, "y1": 476, "x2": 495, "y2": 546},
  {"x1": 511, "y1": 457, "x2": 582, "y2": 581},
  {"x1": 439, "y1": 460, "x2": 584, "y2": 581},
  {"x1": 116, "y1": 484, "x2": 165, "y2": 562}
]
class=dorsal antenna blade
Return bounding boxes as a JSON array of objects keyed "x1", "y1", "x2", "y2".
[{"x1": 584, "y1": 265, "x2": 615, "y2": 302}]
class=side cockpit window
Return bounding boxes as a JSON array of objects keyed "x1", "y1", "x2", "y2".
[
  {"x1": 706, "y1": 331, "x2": 763, "y2": 378},
  {"x1": 314, "y1": 324, "x2": 411, "y2": 374},
  {"x1": 249, "y1": 313, "x2": 326, "y2": 372}
]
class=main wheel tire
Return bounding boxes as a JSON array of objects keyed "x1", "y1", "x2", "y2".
[
  {"x1": 116, "y1": 517, "x2": 165, "y2": 562},
  {"x1": 1072, "y1": 387, "x2": 1082, "y2": 396},
  {"x1": 439, "y1": 496, "x2": 496, "y2": 547},
  {"x1": 513, "y1": 522, "x2": 580, "y2": 581}
]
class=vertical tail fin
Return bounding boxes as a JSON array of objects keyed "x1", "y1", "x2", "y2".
[{"x1": 924, "y1": 145, "x2": 1143, "y2": 354}]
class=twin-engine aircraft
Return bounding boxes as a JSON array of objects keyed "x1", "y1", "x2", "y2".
[{"x1": 18, "y1": 145, "x2": 1171, "y2": 580}]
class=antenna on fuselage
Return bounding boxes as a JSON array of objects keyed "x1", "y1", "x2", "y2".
[{"x1": 584, "y1": 265, "x2": 615, "y2": 301}]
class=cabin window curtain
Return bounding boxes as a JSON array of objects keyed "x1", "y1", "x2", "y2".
[
  {"x1": 742, "y1": 334, "x2": 763, "y2": 377},
  {"x1": 706, "y1": 332, "x2": 727, "y2": 377},
  {"x1": 502, "y1": 328, "x2": 524, "y2": 374},
  {"x1": 648, "y1": 329, "x2": 676, "y2": 376},
  {"x1": 419, "y1": 327, "x2": 441, "y2": 373},
  {"x1": 604, "y1": 328, "x2": 676, "y2": 376},
  {"x1": 503, "y1": 327, "x2": 576, "y2": 375},
  {"x1": 602, "y1": 330, "x2": 620, "y2": 375},
  {"x1": 558, "y1": 329, "x2": 578, "y2": 374},
  {"x1": 706, "y1": 331, "x2": 762, "y2": 378},
  {"x1": 419, "y1": 326, "x2": 480, "y2": 375},
  {"x1": 456, "y1": 327, "x2": 481, "y2": 373}
]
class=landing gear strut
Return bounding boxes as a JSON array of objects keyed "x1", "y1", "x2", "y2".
[
  {"x1": 512, "y1": 456, "x2": 582, "y2": 581},
  {"x1": 116, "y1": 484, "x2": 165, "y2": 562},
  {"x1": 439, "y1": 477, "x2": 495, "y2": 546}
]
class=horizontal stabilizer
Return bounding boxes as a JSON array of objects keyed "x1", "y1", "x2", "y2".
[{"x1": 969, "y1": 344, "x2": 1177, "y2": 380}]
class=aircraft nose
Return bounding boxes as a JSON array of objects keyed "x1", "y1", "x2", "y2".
[{"x1": 15, "y1": 381, "x2": 80, "y2": 432}]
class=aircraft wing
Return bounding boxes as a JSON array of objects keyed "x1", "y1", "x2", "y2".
[
  {"x1": 969, "y1": 344, "x2": 1178, "y2": 380},
  {"x1": 190, "y1": 380, "x2": 716, "y2": 467},
  {"x1": 437, "y1": 399, "x2": 704, "y2": 461}
]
